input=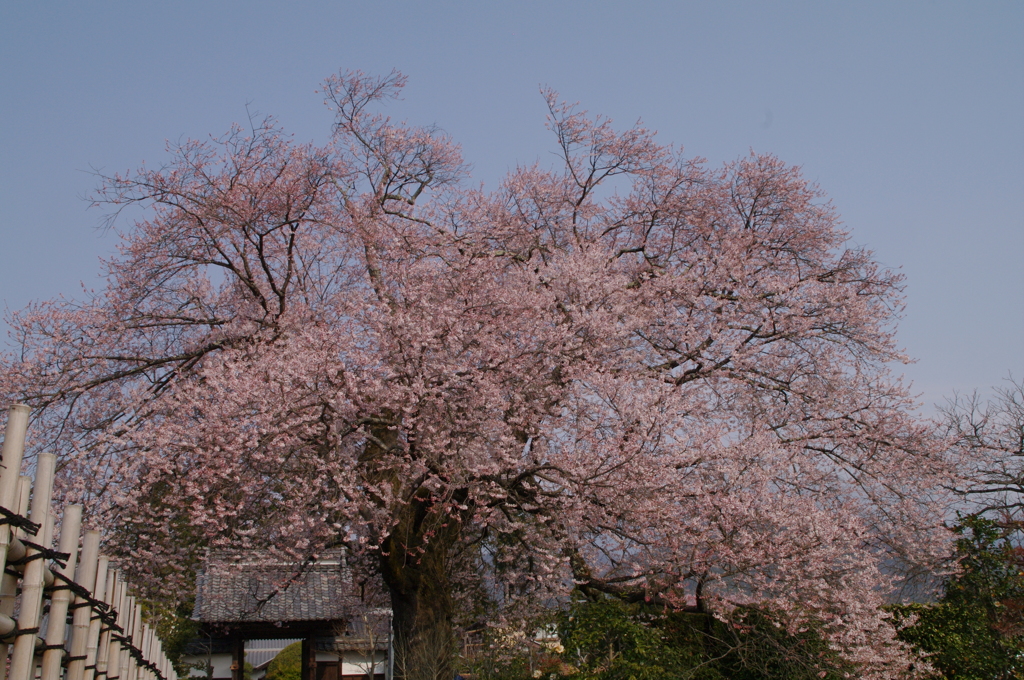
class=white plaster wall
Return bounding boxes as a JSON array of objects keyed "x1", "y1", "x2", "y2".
[
  {"x1": 340, "y1": 651, "x2": 386, "y2": 676},
  {"x1": 182, "y1": 647, "x2": 386, "y2": 679},
  {"x1": 183, "y1": 652, "x2": 234, "y2": 679}
]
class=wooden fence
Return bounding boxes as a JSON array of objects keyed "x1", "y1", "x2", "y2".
[{"x1": 0, "y1": 404, "x2": 178, "y2": 680}]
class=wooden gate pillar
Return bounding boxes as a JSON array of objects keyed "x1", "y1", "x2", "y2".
[
  {"x1": 300, "y1": 638, "x2": 316, "y2": 680},
  {"x1": 231, "y1": 636, "x2": 245, "y2": 680}
]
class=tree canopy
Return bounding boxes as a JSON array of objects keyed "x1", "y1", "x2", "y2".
[
  {"x1": 893, "y1": 515, "x2": 1024, "y2": 679},
  {"x1": 943, "y1": 378, "x2": 1024, "y2": 521},
  {"x1": 1, "y1": 70, "x2": 958, "y2": 679}
]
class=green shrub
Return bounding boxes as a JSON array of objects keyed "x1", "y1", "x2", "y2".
[
  {"x1": 461, "y1": 597, "x2": 850, "y2": 680},
  {"x1": 265, "y1": 642, "x2": 302, "y2": 680},
  {"x1": 557, "y1": 598, "x2": 849, "y2": 680}
]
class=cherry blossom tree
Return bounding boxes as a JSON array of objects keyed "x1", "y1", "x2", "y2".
[{"x1": 1, "y1": 70, "x2": 959, "y2": 679}]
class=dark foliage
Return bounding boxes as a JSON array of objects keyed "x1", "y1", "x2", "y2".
[{"x1": 892, "y1": 515, "x2": 1024, "y2": 679}]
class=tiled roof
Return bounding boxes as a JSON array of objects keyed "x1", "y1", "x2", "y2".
[
  {"x1": 193, "y1": 550, "x2": 360, "y2": 624},
  {"x1": 181, "y1": 637, "x2": 235, "y2": 656}
]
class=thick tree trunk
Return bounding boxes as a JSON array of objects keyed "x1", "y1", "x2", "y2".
[
  {"x1": 378, "y1": 493, "x2": 462, "y2": 680},
  {"x1": 363, "y1": 417, "x2": 467, "y2": 680},
  {"x1": 383, "y1": 564, "x2": 456, "y2": 680}
]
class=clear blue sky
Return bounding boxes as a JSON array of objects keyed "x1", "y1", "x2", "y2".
[{"x1": 1, "y1": 1, "x2": 1021, "y2": 410}]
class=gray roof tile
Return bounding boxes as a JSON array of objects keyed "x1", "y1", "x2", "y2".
[{"x1": 193, "y1": 550, "x2": 360, "y2": 624}]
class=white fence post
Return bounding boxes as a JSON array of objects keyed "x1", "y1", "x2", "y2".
[
  {"x1": 93, "y1": 562, "x2": 115, "y2": 680},
  {"x1": 0, "y1": 405, "x2": 30, "y2": 580},
  {"x1": 82, "y1": 552, "x2": 108, "y2": 680},
  {"x1": 9, "y1": 452, "x2": 57, "y2": 680},
  {"x1": 68, "y1": 531, "x2": 101, "y2": 680},
  {"x1": 41, "y1": 504, "x2": 84, "y2": 680},
  {"x1": 106, "y1": 572, "x2": 124, "y2": 680},
  {"x1": 0, "y1": 408, "x2": 179, "y2": 680},
  {"x1": 0, "y1": 475, "x2": 33, "y2": 677}
]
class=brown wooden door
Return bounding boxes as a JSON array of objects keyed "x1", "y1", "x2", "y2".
[{"x1": 315, "y1": 662, "x2": 339, "y2": 680}]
